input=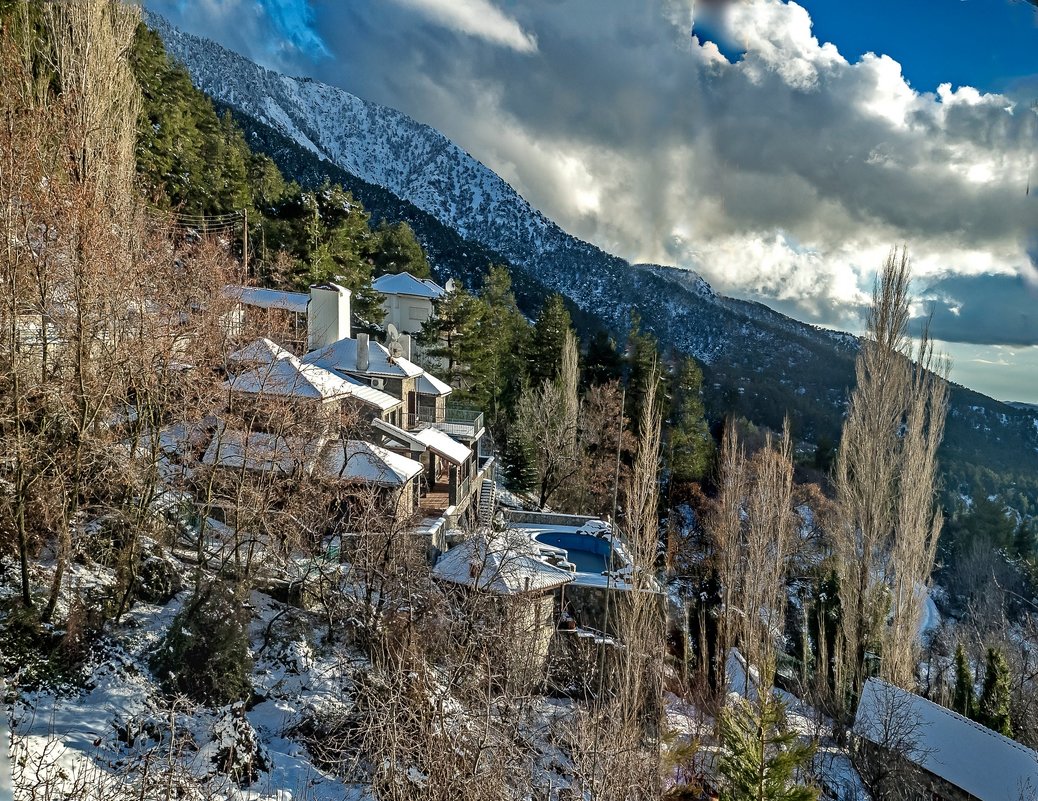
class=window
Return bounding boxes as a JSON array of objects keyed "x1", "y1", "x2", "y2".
[{"x1": 408, "y1": 305, "x2": 428, "y2": 321}]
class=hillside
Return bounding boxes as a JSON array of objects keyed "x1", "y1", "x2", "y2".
[{"x1": 149, "y1": 14, "x2": 1038, "y2": 511}]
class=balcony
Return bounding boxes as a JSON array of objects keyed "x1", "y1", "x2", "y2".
[{"x1": 405, "y1": 406, "x2": 484, "y2": 441}]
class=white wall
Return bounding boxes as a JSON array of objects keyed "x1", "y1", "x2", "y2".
[{"x1": 381, "y1": 294, "x2": 433, "y2": 335}]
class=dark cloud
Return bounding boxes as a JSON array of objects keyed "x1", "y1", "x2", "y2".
[{"x1": 915, "y1": 273, "x2": 1038, "y2": 346}]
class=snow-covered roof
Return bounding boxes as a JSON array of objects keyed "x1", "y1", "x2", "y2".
[
  {"x1": 854, "y1": 678, "x2": 1038, "y2": 801},
  {"x1": 202, "y1": 428, "x2": 325, "y2": 475},
  {"x1": 412, "y1": 427, "x2": 471, "y2": 466},
  {"x1": 341, "y1": 375, "x2": 404, "y2": 412},
  {"x1": 303, "y1": 337, "x2": 424, "y2": 379},
  {"x1": 372, "y1": 272, "x2": 446, "y2": 300},
  {"x1": 417, "y1": 371, "x2": 452, "y2": 397},
  {"x1": 433, "y1": 533, "x2": 575, "y2": 595},
  {"x1": 223, "y1": 354, "x2": 352, "y2": 401},
  {"x1": 319, "y1": 440, "x2": 423, "y2": 487},
  {"x1": 228, "y1": 337, "x2": 293, "y2": 365},
  {"x1": 370, "y1": 418, "x2": 428, "y2": 452},
  {"x1": 224, "y1": 285, "x2": 308, "y2": 313}
]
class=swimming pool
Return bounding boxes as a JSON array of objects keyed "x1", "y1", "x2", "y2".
[{"x1": 534, "y1": 531, "x2": 616, "y2": 574}]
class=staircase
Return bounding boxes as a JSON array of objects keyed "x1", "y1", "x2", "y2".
[{"x1": 476, "y1": 479, "x2": 497, "y2": 524}]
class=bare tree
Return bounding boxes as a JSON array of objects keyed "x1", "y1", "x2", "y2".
[{"x1": 832, "y1": 247, "x2": 948, "y2": 700}]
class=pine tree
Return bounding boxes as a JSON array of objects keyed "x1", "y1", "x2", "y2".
[
  {"x1": 625, "y1": 309, "x2": 663, "y2": 426},
  {"x1": 951, "y1": 642, "x2": 975, "y2": 718},
  {"x1": 583, "y1": 329, "x2": 622, "y2": 386},
  {"x1": 418, "y1": 282, "x2": 491, "y2": 401},
  {"x1": 528, "y1": 293, "x2": 572, "y2": 386},
  {"x1": 668, "y1": 356, "x2": 714, "y2": 483},
  {"x1": 717, "y1": 695, "x2": 818, "y2": 801},
  {"x1": 480, "y1": 264, "x2": 532, "y2": 427},
  {"x1": 371, "y1": 220, "x2": 430, "y2": 278},
  {"x1": 977, "y1": 647, "x2": 1012, "y2": 736}
]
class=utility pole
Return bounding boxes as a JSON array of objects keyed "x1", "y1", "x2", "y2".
[
  {"x1": 242, "y1": 207, "x2": 250, "y2": 277},
  {"x1": 0, "y1": 677, "x2": 11, "y2": 801}
]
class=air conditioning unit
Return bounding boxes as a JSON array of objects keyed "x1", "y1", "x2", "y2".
[{"x1": 370, "y1": 377, "x2": 385, "y2": 390}]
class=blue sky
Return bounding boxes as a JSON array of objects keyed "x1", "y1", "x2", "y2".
[
  {"x1": 149, "y1": 0, "x2": 1038, "y2": 402},
  {"x1": 806, "y1": 0, "x2": 1038, "y2": 94}
]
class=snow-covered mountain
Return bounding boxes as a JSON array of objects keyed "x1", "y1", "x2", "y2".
[{"x1": 150, "y1": 14, "x2": 1038, "y2": 497}]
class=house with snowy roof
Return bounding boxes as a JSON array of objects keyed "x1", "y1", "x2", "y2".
[
  {"x1": 853, "y1": 677, "x2": 1038, "y2": 801},
  {"x1": 371, "y1": 271, "x2": 446, "y2": 335},
  {"x1": 433, "y1": 532, "x2": 575, "y2": 684},
  {"x1": 219, "y1": 278, "x2": 496, "y2": 541}
]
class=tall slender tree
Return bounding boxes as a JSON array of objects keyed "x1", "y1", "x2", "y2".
[{"x1": 832, "y1": 248, "x2": 948, "y2": 700}]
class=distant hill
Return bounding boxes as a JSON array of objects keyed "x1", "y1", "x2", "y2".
[{"x1": 150, "y1": 14, "x2": 1038, "y2": 513}]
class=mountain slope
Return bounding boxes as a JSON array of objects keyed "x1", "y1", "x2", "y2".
[{"x1": 150, "y1": 15, "x2": 1038, "y2": 509}]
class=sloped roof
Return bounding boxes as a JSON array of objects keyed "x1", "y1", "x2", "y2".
[
  {"x1": 412, "y1": 427, "x2": 471, "y2": 466},
  {"x1": 223, "y1": 354, "x2": 352, "y2": 401},
  {"x1": 417, "y1": 371, "x2": 452, "y2": 397},
  {"x1": 319, "y1": 440, "x2": 423, "y2": 487},
  {"x1": 224, "y1": 285, "x2": 308, "y2": 313},
  {"x1": 372, "y1": 272, "x2": 446, "y2": 300},
  {"x1": 341, "y1": 375, "x2": 404, "y2": 412},
  {"x1": 303, "y1": 337, "x2": 424, "y2": 379},
  {"x1": 854, "y1": 677, "x2": 1038, "y2": 801},
  {"x1": 433, "y1": 533, "x2": 575, "y2": 595},
  {"x1": 202, "y1": 428, "x2": 325, "y2": 475},
  {"x1": 228, "y1": 337, "x2": 293, "y2": 365},
  {"x1": 370, "y1": 418, "x2": 428, "y2": 452}
]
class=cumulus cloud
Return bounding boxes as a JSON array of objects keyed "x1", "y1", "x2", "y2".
[
  {"x1": 146, "y1": 0, "x2": 1038, "y2": 354},
  {"x1": 387, "y1": 0, "x2": 537, "y2": 52}
]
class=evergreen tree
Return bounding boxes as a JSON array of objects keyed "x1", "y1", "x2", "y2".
[
  {"x1": 625, "y1": 309, "x2": 663, "y2": 426},
  {"x1": 951, "y1": 642, "x2": 975, "y2": 718},
  {"x1": 977, "y1": 647, "x2": 1012, "y2": 736},
  {"x1": 1013, "y1": 519, "x2": 1036, "y2": 560},
  {"x1": 480, "y1": 264, "x2": 532, "y2": 427},
  {"x1": 583, "y1": 329, "x2": 622, "y2": 386},
  {"x1": 717, "y1": 695, "x2": 818, "y2": 801},
  {"x1": 528, "y1": 294, "x2": 572, "y2": 386},
  {"x1": 371, "y1": 220, "x2": 430, "y2": 278},
  {"x1": 668, "y1": 356, "x2": 714, "y2": 483},
  {"x1": 150, "y1": 582, "x2": 252, "y2": 706},
  {"x1": 418, "y1": 282, "x2": 492, "y2": 402}
]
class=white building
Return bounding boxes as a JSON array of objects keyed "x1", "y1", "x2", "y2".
[{"x1": 371, "y1": 272, "x2": 446, "y2": 334}]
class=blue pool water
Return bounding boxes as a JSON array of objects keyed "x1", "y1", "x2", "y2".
[{"x1": 534, "y1": 531, "x2": 615, "y2": 574}]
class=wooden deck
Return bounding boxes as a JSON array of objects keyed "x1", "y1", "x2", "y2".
[{"x1": 419, "y1": 482, "x2": 451, "y2": 516}]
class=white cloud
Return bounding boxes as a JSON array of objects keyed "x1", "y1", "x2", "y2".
[{"x1": 388, "y1": 0, "x2": 537, "y2": 52}]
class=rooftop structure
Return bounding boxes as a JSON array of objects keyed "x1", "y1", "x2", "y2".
[
  {"x1": 433, "y1": 533, "x2": 575, "y2": 596},
  {"x1": 853, "y1": 677, "x2": 1038, "y2": 801}
]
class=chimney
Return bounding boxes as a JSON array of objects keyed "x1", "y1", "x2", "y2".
[
  {"x1": 356, "y1": 332, "x2": 369, "y2": 372},
  {"x1": 400, "y1": 333, "x2": 411, "y2": 361},
  {"x1": 307, "y1": 283, "x2": 351, "y2": 351}
]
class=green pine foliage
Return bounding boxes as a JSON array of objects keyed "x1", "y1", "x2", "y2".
[
  {"x1": 977, "y1": 647, "x2": 1013, "y2": 737},
  {"x1": 150, "y1": 581, "x2": 253, "y2": 706},
  {"x1": 418, "y1": 281, "x2": 492, "y2": 401},
  {"x1": 717, "y1": 695, "x2": 818, "y2": 801},
  {"x1": 582, "y1": 329, "x2": 623, "y2": 386},
  {"x1": 480, "y1": 265, "x2": 532, "y2": 426},
  {"x1": 528, "y1": 294, "x2": 573, "y2": 386},
  {"x1": 667, "y1": 356, "x2": 714, "y2": 484},
  {"x1": 370, "y1": 220, "x2": 430, "y2": 278},
  {"x1": 951, "y1": 643, "x2": 975, "y2": 718}
]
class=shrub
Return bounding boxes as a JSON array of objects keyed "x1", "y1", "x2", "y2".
[{"x1": 151, "y1": 581, "x2": 252, "y2": 706}]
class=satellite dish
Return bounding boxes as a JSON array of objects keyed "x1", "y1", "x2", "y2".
[{"x1": 386, "y1": 323, "x2": 404, "y2": 359}]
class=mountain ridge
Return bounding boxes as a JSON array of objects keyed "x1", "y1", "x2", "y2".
[{"x1": 149, "y1": 14, "x2": 1038, "y2": 509}]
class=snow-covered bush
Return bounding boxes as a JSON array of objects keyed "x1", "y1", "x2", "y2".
[{"x1": 150, "y1": 580, "x2": 252, "y2": 705}]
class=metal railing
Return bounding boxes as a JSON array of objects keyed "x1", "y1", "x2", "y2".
[{"x1": 406, "y1": 406, "x2": 484, "y2": 440}]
